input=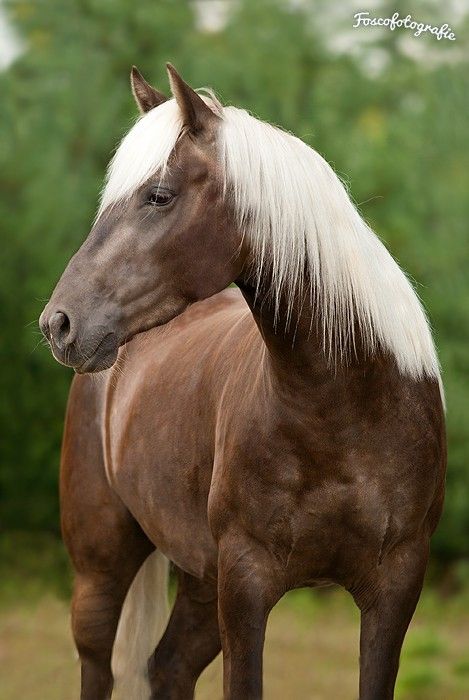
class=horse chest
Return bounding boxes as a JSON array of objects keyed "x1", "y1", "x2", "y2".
[{"x1": 208, "y1": 439, "x2": 433, "y2": 587}]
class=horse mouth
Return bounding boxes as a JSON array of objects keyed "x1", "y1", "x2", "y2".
[{"x1": 74, "y1": 333, "x2": 119, "y2": 374}]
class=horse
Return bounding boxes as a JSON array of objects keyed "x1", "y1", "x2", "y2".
[{"x1": 39, "y1": 64, "x2": 446, "y2": 700}]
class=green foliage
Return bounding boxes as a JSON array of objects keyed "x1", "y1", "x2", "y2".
[
  {"x1": 453, "y1": 658, "x2": 469, "y2": 678},
  {"x1": 396, "y1": 664, "x2": 443, "y2": 698},
  {"x1": 404, "y1": 629, "x2": 447, "y2": 659},
  {"x1": 0, "y1": 532, "x2": 71, "y2": 604},
  {"x1": 0, "y1": 0, "x2": 468, "y2": 564}
]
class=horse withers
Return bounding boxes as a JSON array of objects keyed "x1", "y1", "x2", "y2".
[{"x1": 39, "y1": 64, "x2": 446, "y2": 699}]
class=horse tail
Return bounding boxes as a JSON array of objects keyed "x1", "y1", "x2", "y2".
[{"x1": 112, "y1": 550, "x2": 170, "y2": 699}]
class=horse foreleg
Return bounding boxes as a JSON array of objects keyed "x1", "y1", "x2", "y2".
[
  {"x1": 64, "y1": 489, "x2": 153, "y2": 700},
  {"x1": 71, "y1": 561, "x2": 148, "y2": 700},
  {"x1": 355, "y1": 538, "x2": 429, "y2": 700},
  {"x1": 61, "y1": 376, "x2": 154, "y2": 700},
  {"x1": 148, "y1": 568, "x2": 220, "y2": 699},
  {"x1": 217, "y1": 533, "x2": 284, "y2": 700}
]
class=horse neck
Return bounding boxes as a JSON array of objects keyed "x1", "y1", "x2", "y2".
[
  {"x1": 236, "y1": 271, "x2": 375, "y2": 396},
  {"x1": 237, "y1": 277, "x2": 329, "y2": 381}
]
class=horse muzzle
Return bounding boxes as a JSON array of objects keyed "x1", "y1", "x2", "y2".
[{"x1": 39, "y1": 308, "x2": 119, "y2": 373}]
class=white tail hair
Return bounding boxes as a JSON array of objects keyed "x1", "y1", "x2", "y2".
[{"x1": 111, "y1": 550, "x2": 170, "y2": 699}]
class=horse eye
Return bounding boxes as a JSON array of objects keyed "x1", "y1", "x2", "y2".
[{"x1": 147, "y1": 190, "x2": 174, "y2": 207}]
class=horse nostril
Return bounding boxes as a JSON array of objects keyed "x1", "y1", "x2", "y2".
[{"x1": 49, "y1": 311, "x2": 71, "y2": 348}]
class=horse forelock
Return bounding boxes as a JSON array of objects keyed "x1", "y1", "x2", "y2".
[
  {"x1": 97, "y1": 98, "x2": 183, "y2": 220},
  {"x1": 97, "y1": 91, "x2": 223, "y2": 221}
]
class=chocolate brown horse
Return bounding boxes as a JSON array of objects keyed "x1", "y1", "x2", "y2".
[{"x1": 40, "y1": 64, "x2": 446, "y2": 700}]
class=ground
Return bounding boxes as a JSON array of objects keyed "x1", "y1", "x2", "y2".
[{"x1": 2, "y1": 585, "x2": 469, "y2": 699}]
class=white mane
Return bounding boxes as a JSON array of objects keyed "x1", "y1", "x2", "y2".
[{"x1": 98, "y1": 95, "x2": 441, "y2": 385}]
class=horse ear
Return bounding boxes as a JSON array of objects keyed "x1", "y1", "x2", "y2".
[
  {"x1": 166, "y1": 63, "x2": 218, "y2": 135},
  {"x1": 131, "y1": 66, "x2": 167, "y2": 114}
]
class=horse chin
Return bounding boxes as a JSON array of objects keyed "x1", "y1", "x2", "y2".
[
  {"x1": 75, "y1": 349, "x2": 119, "y2": 374},
  {"x1": 74, "y1": 334, "x2": 120, "y2": 374}
]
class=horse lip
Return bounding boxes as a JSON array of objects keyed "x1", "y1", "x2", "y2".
[{"x1": 74, "y1": 332, "x2": 119, "y2": 374}]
